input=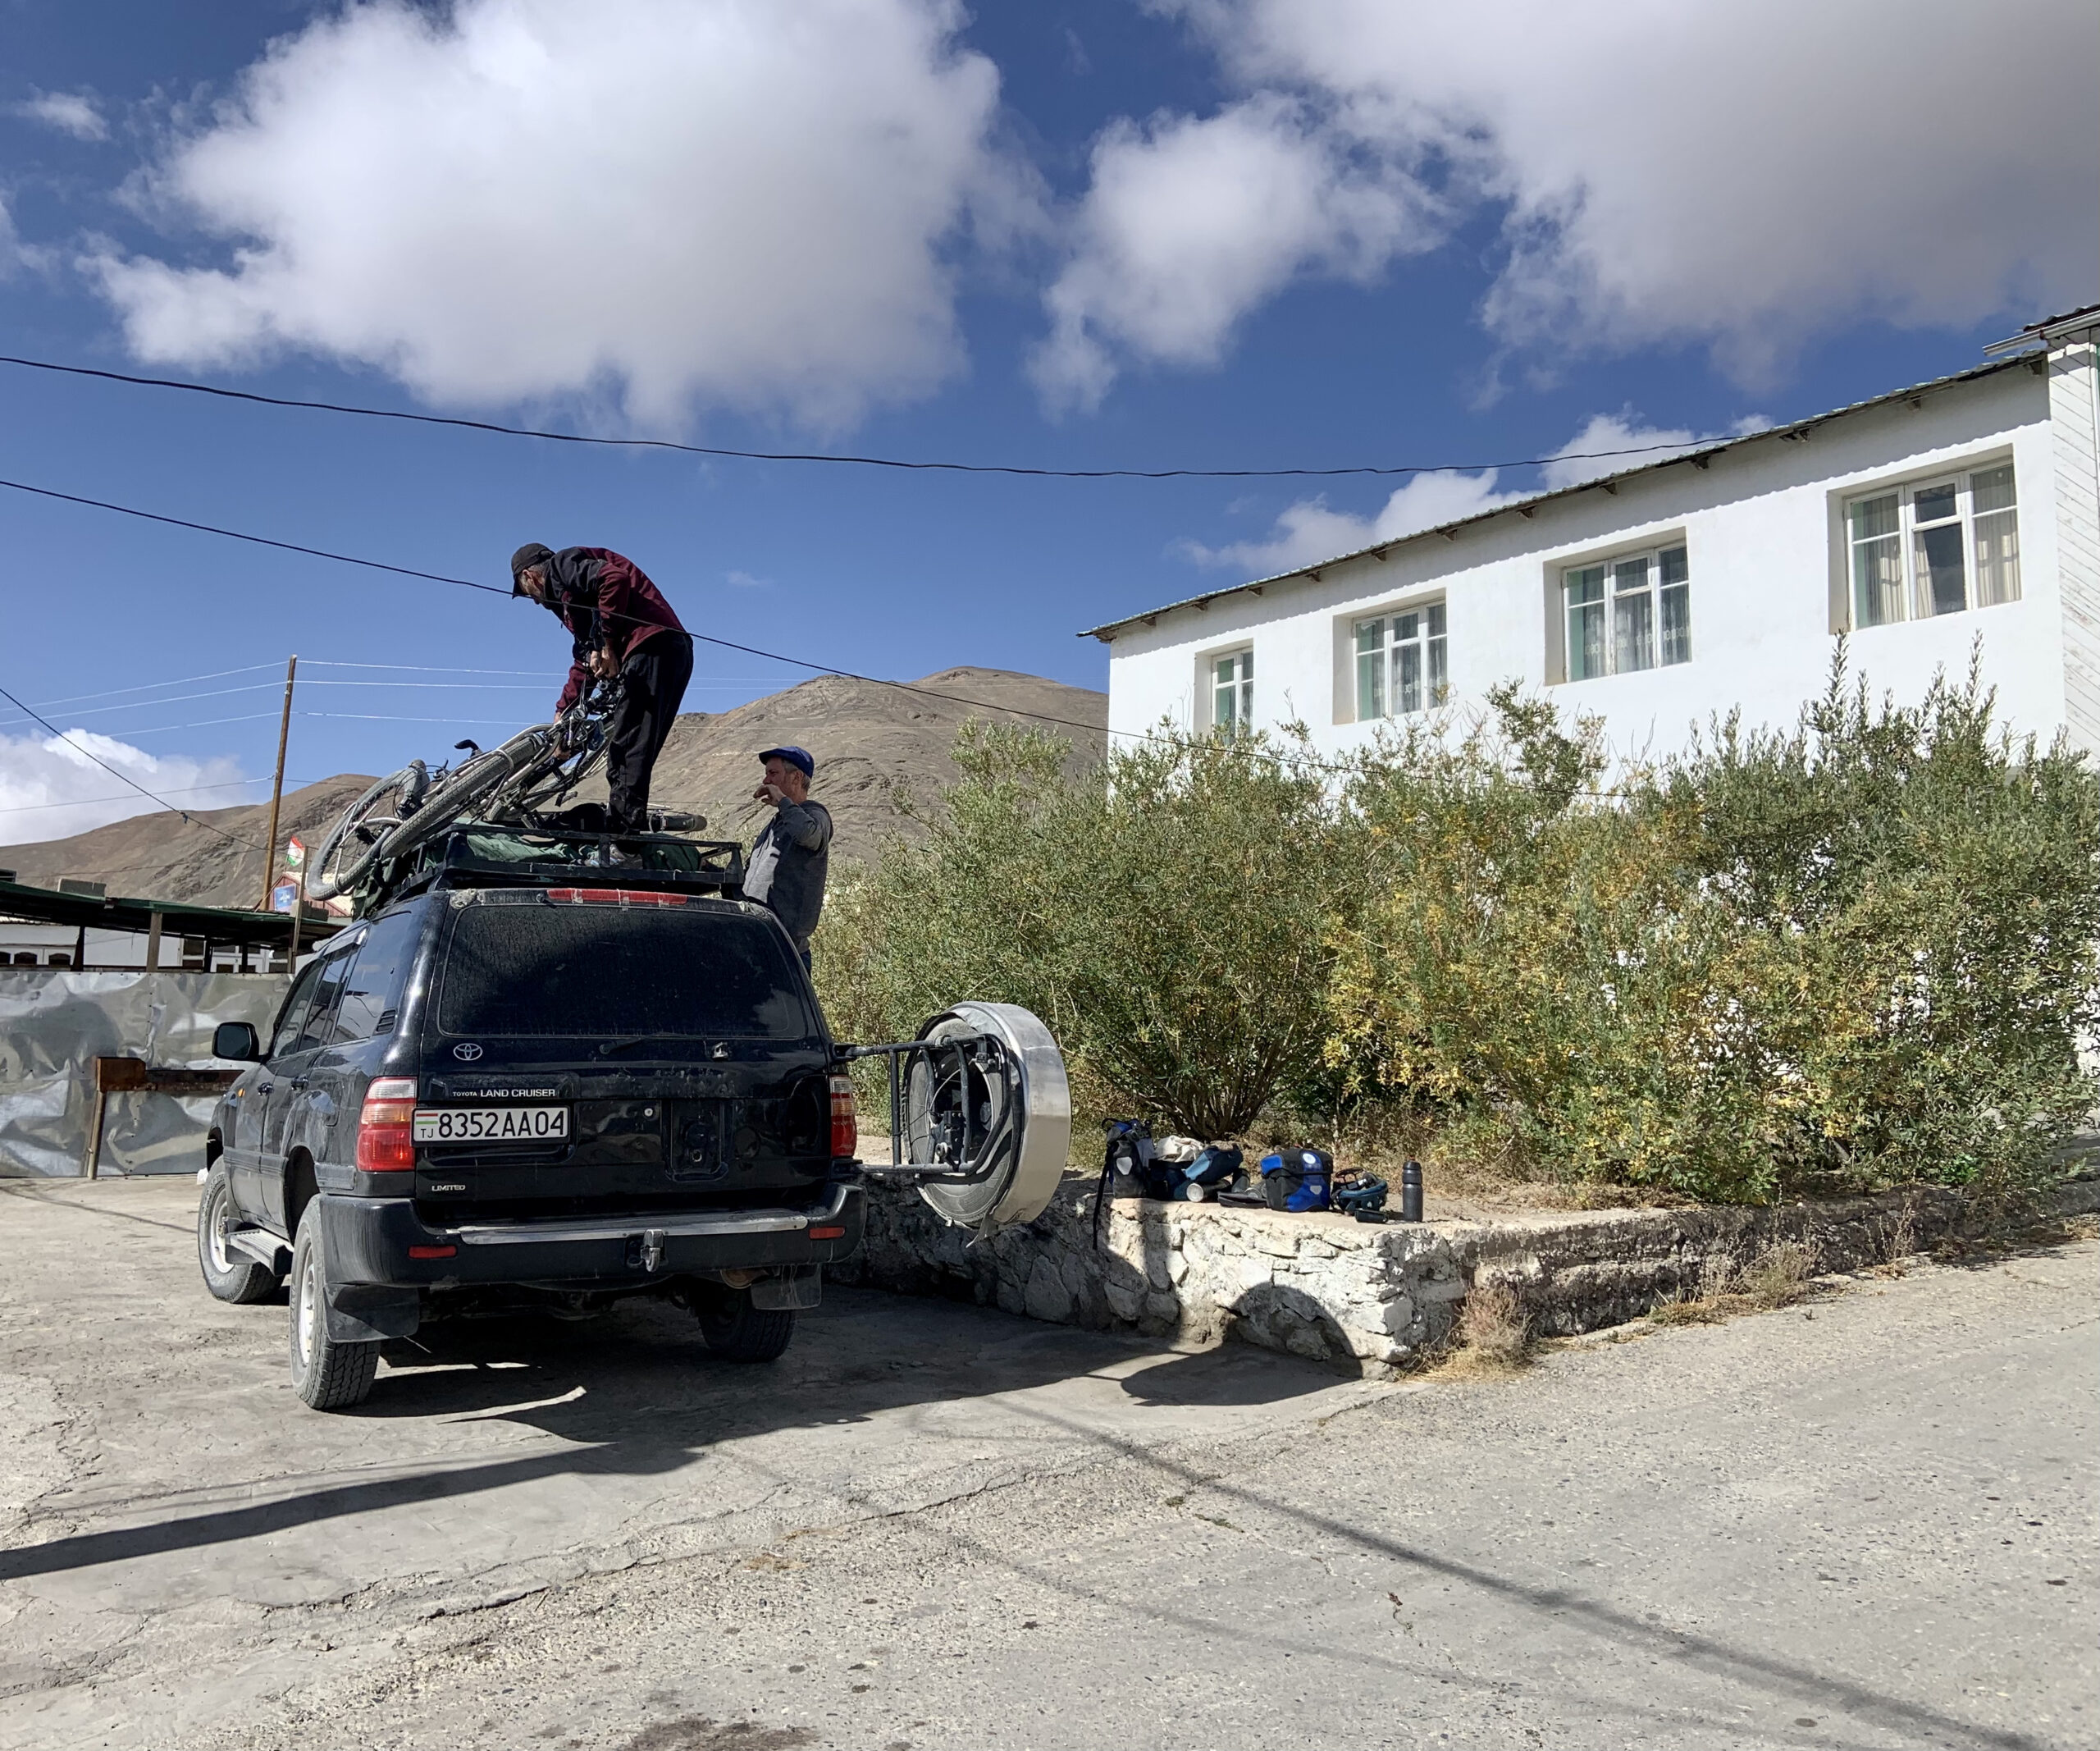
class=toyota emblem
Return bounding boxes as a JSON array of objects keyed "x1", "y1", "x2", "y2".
[{"x1": 452, "y1": 1042, "x2": 484, "y2": 1062}]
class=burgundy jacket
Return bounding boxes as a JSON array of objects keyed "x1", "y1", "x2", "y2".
[{"x1": 536, "y1": 547, "x2": 687, "y2": 713}]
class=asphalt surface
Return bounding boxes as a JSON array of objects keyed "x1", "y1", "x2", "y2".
[{"x1": 0, "y1": 1177, "x2": 2092, "y2": 1751}]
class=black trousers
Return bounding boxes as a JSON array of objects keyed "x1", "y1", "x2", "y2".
[{"x1": 605, "y1": 632, "x2": 693, "y2": 834}]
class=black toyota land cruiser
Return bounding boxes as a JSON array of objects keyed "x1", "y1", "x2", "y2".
[{"x1": 196, "y1": 868, "x2": 870, "y2": 1409}]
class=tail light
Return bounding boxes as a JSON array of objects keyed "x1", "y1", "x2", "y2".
[
  {"x1": 829, "y1": 1073, "x2": 857, "y2": 1159},
  {"x1": 545, "y1": 888, "x2": 687, "y2": 906},
  {"x1": 356, "y1": 1077, "x2": 418, "y2": 1173}
]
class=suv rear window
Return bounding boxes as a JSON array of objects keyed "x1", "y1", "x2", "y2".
[{"x1": 436, "y1": 901, "x2": 817, "y2": 1040}]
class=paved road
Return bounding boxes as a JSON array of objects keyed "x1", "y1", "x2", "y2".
[{"x1": 1, "y1": 1177, "x2": 2092, "y2": 1751}]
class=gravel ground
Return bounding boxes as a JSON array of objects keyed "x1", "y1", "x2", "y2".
[{"x1": 1, "y1": 1177, "x2": 2093, "y2": 1751}]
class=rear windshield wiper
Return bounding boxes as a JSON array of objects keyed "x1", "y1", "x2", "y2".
[{"x1": 596, "y1": 1032, "x2": 682, "y2": 1057}]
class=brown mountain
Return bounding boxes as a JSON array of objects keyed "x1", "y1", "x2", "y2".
[
  {"x1": 0, "y1": 774, "x2": 383, "y2": 912},
  {"x1": 1, "y1": 667, "x2": 1105, "y2": 908}
]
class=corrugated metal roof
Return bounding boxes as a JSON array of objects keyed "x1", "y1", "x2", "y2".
[
  {"x1": 0, "y1": 878, "x2": 340, "y2": 946},
  {"x1": 1079, "y1": 353, "x2": 2034, "y2": 642}
]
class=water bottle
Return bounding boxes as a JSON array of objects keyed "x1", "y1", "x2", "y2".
[{"x1": 1400, "y1": 1159, "x2": 1424, "y2": 1223}]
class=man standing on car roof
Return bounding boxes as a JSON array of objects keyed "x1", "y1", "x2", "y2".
[
  {"x1": 742, "y1": 746, "x2": 831, "y2": 968},
  {"x1": 510, "y1": 543, "x2": 695, "y2": 841}
]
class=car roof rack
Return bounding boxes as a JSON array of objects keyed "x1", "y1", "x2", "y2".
[{"x1": 372, "y1": 822, "x2": 746, "y2": 908}]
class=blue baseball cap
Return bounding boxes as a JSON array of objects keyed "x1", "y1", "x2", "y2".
[{"x1": 759, "y1": 746, "x2": 815, "y2": 779}]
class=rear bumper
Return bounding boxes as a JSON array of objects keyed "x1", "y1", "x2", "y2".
[{"x1": 316, "y1": 1182, "x2": 865, "y2": 1289}]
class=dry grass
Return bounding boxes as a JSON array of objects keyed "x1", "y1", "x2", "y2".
[
  {"x1": 1429, "y1": 1280, "x2": 1534, "y2": 1379},
  {"x1": 1650, "y1": 1238, "x2": 1819, "y2": 1327}
]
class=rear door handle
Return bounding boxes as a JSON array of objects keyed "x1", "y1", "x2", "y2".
[
  {"x1": 290, "y1": 1077, "x2": 310, "y2": 1090},
  {"x1": 258, "y1": 1082, "x2": 275, "y2": 1095}
]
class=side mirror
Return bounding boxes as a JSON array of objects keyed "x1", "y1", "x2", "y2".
[{"x1": 212, "y1": 1022, "x2": 263, "y2": 1063}]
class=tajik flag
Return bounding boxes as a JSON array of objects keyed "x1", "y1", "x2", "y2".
[{"x1": 284, "y1": 836, "x2": 306, "y2": 871}]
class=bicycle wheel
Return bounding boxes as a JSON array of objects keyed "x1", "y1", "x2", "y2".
[
  {"x1": 308, "y1": 762, "x2": 427, "y2": 899},
  {"x1": 377, "y1": 728, "x2": 552, "y2": 863}
]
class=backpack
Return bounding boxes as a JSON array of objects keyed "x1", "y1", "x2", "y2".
[
  {"x1": 1173, "y1": 1145, "x2": 1244, "y2": 1202},
  {"x1": 1258, "y1": 1147, "x2": 1333, "y2": 1213},
  {"x1": 1102, "y1": 1120, "x2": 1157, "y2": 1200}
]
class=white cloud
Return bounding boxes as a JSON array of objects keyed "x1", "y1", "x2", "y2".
[
  {"x1": 90, "y1": 0, "x2": 1030, "y2": 429},
  {"x1": 1183, "y1": 468, "x2": 1508, "y2": 574},
  {"x1": 15, "y1": 90, "x2": 107, "y2": 142},
  {"x1": 0, "y1": 731, "x2": 247, "y2": 847},
  {"x1": 1184, "y1": 405, "x2": 1774, "y2": 573},
  {"x1": 1031, "y1": 94, "x2": 1436, "y2": 411},
  {"x1": 1067, "y1": 0, "x2": 2098, "y2": 395},
  {"x1": 1539, "y1": 409, "x2": 1769, "y2": 491},
  {"x1": 724, "y1": 569, "x2": 771, "y2": 590}
]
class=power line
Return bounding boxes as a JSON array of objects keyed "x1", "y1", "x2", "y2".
[
  {"x1": 298, "y1": 712, "x2": 550, "y2": 725},
  {"x1": 303, "y1": 660, "x2": 556, "y2": 676},
  {"x1": 0, "y1": 351, "x2": 1705, "y2": 482},
  {"x1": 1, "y1": 675, "x2": 869, "y2": 731},
  {"x1": 0, "y1": 468, "x2": 1358, "y2": 770},
  {"x1": 0, "y1": 469, "x2": 1126, "y2": 735},
  {"x1": 25, "y1": 662, "x2": 283, "y2": 711},
  {"x1": 8, "y1": 711, "x2": 283, "y2": 738},
  {"x1": 19, "y1": 660, "x2": 548, "y2": 714},
  {"x1": 0, "y1": 775, "x2": 305, "y2": 816},
  {"x1": 0, "y1": 473, "x2": 492, "y2": 586},
  {"x1": 0, "y1": 681, "x2": 262, "y2": 851}
]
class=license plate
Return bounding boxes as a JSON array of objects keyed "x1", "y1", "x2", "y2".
[{"x1": 413, "y1": 1105, "x2": 569, "y2": 1143}]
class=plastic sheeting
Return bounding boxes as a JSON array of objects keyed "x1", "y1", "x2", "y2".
[{"x1": 0, "y1": 970, "x2": 287, "y2": 1177}]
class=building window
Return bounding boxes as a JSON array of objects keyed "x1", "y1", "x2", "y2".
[
  {"x1": 1847, "y1": 463, "x2": 2019, "y2": 629},
  {"x1": 1354, "y1": 603, "x2": 1448, "y2": 719},
  {"x1": 1564, "y1": 545, "x2": 1690, "y2": 681},
  {"x1": 1211, "y1": 649, "x2": 1253, "y2": 734}
]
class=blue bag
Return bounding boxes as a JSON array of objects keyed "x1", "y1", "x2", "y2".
[{"x1": 1258, "y1": 1147, "x2": 1332, "y2": 1213}]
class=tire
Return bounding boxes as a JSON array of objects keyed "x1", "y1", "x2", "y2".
[
  {"x1": 693, "y1": 1285, "x2": 796, "y2": 1363},
  {"x1": 287, "y1": 1218, "x2": 379, "y2": 1410},
  {"x1": 197, "y1": 1162, "x2": 281, "y2": 1304}
]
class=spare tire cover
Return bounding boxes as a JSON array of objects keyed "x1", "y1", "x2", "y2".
[{"x1": 906, "y1": 1002, "x2": 1071, "y2": 1232}]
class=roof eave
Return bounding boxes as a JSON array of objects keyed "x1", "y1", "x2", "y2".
[{"x1": 1080, "y1": 353, "x2": 2032, "y2": 643}]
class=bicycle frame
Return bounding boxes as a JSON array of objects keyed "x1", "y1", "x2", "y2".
[{"x1": 308, "y1": 680, "x2": 623, "y2": 905}]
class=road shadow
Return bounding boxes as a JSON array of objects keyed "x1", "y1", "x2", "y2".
[
  {"x1": 1116, "y1": 1344, "x2": 1342, "y2": 1407},
  {"x1": 0, "y1": 1285, "x2": 1336, "y2": 1584}
]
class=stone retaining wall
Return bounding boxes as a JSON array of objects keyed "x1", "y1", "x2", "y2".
[{"x1": 832, "y1": 1171, "x2": 2100, "y2": 1376}]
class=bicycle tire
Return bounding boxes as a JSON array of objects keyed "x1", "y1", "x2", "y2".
[
  {"x1": 308, "y1": 766, "x2": 423, "y2": 899},
  {"x1": 377, "y1": 731, "x2": 549, "y2": 864}
]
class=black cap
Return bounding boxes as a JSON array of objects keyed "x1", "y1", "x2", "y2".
[{"x1": 509, "y1": 543, "x2": 554, "y2": 595}]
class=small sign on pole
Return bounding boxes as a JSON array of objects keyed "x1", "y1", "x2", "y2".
[{"x1": 270, "y1": 880, "x2": 299, "y2": 914}]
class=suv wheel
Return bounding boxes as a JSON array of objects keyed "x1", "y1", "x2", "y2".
[
  {"x1": 287, "y1": 1220, "x2": 379, "y2": 1410},
  {"x1": 197, "y1": 1162, "x2": 281, "y2": 1304},
  {"x1": 693, "y1": 1285, "x2": 796, "y2": 1363}
]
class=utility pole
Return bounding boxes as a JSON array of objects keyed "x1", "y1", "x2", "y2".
[{"x1": 259, "y1": 655, "x2": 297, "y2": 911}]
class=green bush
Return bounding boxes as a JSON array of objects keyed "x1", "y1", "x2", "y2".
[
  {"x1": 815, "y1": 721, "x2": 1348, "y2": 1137},
  {"x1": 819, "y1": 654, "x2": 2100, "y2": 1206},
  {"x1": 1327, "y1": 657, "x2": 2100, "y2": 1203}
]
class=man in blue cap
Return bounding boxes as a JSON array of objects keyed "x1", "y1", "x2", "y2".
[{"x1": 742, "y1": 747, "x2": 832, "y2": 967}]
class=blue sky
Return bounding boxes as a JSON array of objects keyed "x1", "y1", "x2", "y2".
[{"x1": 0, "y1": 0, "x2": 2092, "y2": 843}]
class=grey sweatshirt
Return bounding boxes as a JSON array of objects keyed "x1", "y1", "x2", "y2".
[{"x1": 742, "y1": 798, "x2": 833, "y2": 944}]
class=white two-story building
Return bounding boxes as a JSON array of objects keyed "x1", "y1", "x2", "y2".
[{"x1": 1084, "y1": 307, "x2": 2100, "y2": 766}]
